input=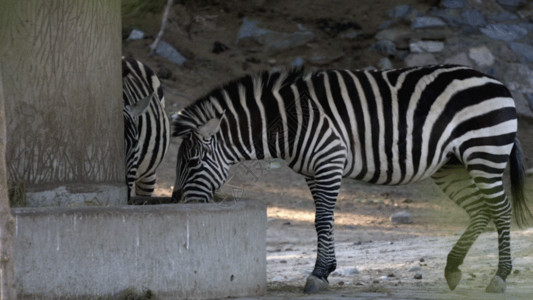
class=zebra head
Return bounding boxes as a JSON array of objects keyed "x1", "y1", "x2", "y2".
[{"x1": 172, "y1": 112, "x2": 229, "y2": 202}]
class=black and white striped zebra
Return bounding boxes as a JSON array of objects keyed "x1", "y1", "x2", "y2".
[
  {"x1": 122, "y1": 56, "x2": 170, "y2": 199},
  {"x1": 171, "y1": 65, "x2": 531, "y2": 293}
]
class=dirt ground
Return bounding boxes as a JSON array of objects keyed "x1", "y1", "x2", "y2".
[{"x1": 122, "y1": 0, "x2": 533, "y2": 298}]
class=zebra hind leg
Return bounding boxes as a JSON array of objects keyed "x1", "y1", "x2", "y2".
[
  {"x1": 432, "y1": 164, "x2": 491, "y2": 291},
  {"x1": 303, "y1": 173, "x2": 342, "y2": 294},
  {"x1": 135, "y1": 172, "x2": 157, "y2": 196}
]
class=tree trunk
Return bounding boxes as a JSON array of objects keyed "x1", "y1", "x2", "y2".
[
  {"x1": 0, "y1": 67, "x2": 17, "y2": 300},
  {"x1": 0, "y1": 0, "x2": 125, "y2": 207}
]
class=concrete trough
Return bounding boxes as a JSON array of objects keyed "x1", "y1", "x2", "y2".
[{"x1": 13, "y1": 199, "x2": 266, "y2": 299}]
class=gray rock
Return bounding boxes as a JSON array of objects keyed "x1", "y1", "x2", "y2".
[
  {"x1": 391, "y1": 211, "x2": 413, "y2": 224},
  {"x1": 378, "y1": 19, "x2": 397, "y2": 30},
  {"x1": 259, "y1": 31, "x2": 315, "y2": 51},
  {"x1": 409, "y1": 41, "x2": 444, "y2": 53},
  {"x1": 127, "y1": 29, "x2": 145, "y2": 40},
  {"x1": 509, "y1": 42, "x2": 533, "y2": 63},
  {"x1": 340, "y1": 29, "x2": 362, "y2": 39},
  {"x1": 237, "y1": 17, "x2": 270, "y2": 43},
  {"x1": 409, "y1": 266, "x2": 422, "y2": 272},
  {"x1": 388, "y1": 5, "x2": 412, "y2": 19},
  {"x1": 444, "y1": 52, "x2": 473, "y2": 67},
  {"x1": 155, "y1": 41, "x2": 186, "y2": 66},
  {"x1": 497, "y1": 0, "x2": 527, "y2": 9},
  {"x1": 237, "y1": 17, "x2": 315, "y2": 51},
  {"x1": 431, "y1": 9, "x2": 463, "y2": 28},
  {"x1": 461, "y1": 9, "x2": 486, "y2": 27},
  {"x1": 375, "y1": 28, "x2": 410, "y2": 42},
  {"x1": 332, "y1": 267, "x2": 360, "y2": 277},
  {"x1": 526, "y1": 93, "x2": 533, "y2": 110},
  {"x1": 404, "y1": 53, "x2": 438, "y2": 67},
  {"x1": 372, "y1": 39, "x2": 396, "y2": 56},
  {"x1": 480, "y1": 24, "x2": 528, "y2": 41},
  {"x1": 379, "y1": 57, "x2": 393, "y2": 70},
  {"x1": 519, "y1": 21, "x2": 533, "y2": 32},
  {"x1": 441, "y1": 0, "x2": 465, "y2": 9},
  {"x1": 411, "y1": 16, "x2": 447, "y2": 29},
  {"x1": 489, "y1": 12, "x2": 518, "y2": 22},
  {"x1": 504, "y1": 64, "x2": 533, "y2": 93},
  {"x1": 291, "y1": 57, "x2": 305, "y2": 67},
  {"x1": 309, "y1": 53, "x2": 344, "y2": 65},
  {"x1": 468, "y1": 46, "x2": 495, "y2": 67},
  {"x1": 414, "y1": 273, "x2": 423, "y2": 279}
]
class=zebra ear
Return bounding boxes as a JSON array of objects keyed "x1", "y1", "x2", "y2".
[
  {"x1": 126, "y1": 93, "x2": 153, "y2": 118},
  {"x1": 197, "y1": 111, "x2": 225, "y2": 139}
]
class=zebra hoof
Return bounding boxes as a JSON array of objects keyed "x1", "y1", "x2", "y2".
[
  {"x1": 444, "y1": 269, "x2": 462, "y2": 291},
  {"x1": 485, "y1": 275, "x2": 506, "y2": 293},
  {"x1": 303, "y1": 275, "x2": 328, "y2": 294}
]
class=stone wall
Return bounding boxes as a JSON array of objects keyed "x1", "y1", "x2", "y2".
[{"x1": 372, "y1": 0, "x2": 533, "y2": 118}]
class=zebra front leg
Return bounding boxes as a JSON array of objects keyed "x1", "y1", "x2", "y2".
[
  {"x1": 135, "y1": 172, "x2": 157, "y2": 196},
  {"x1": 303, "y1": 174, "x2": 342, "y2": 293}
]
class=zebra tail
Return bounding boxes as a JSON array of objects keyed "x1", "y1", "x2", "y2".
[{"x1": 510, "y1": 136, "x2": 533, "y2": 228}]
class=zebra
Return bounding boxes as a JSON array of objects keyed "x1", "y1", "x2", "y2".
[
  {"x1": 171, "y1": 65, "x2": 531, "y2": 293},
  {"x1": 122, "y1": 56, "x2": 170, "y2": 199}
]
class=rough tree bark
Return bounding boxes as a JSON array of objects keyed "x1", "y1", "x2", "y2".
[
  {"x1": 0, "y1": 69, "x2": 16, "y2": 300},
  {"x1": 0, "y1": 0, "x2": 125, "y2": 207}
]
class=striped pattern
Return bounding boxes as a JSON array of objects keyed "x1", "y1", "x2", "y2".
[
  {"x1": 122, "y1": 56, "x2": 170, "y2": 197},
  {"x1": 172, "y1": 65, "x2": 531, "y2": 292}
]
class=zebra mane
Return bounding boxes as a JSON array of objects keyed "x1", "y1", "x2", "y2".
[{"x1": 173, "y1": 67, "x2": 305, "y2": 137}]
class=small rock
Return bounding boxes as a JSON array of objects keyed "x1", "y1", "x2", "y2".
[
  {"x1": 468, "y1": 46, "x2": 495, "y2": 67},
  {"x1": 404, "y1": 53, "x2": 438, "y2": 67},
  {"x1": 391, "y1": 211, "x2": 413, "y2": 224},
  {"x1": 127, "y1": 29, "x2": 145, "y2": 40},
  {"x1": 411, "y1": 16, "x2": 447, "y2": 29},
  {"x1": 444, "y1": 52, "x2": 473, "y2": 67},
  {"x1": 441, "y1": 0, "x2": 465, "y2": 9},
  {"x1": 388, "y1": 5, "x2": 413, "y2": 19},
  {"x1": 375, "y1": 28, "x2": 410, "y2": 43},
  {"x1": 409, "y1": 40, "x2": 444, "y2": 53},
  {"x1": 291, "y1": 57, "x2": 305, "y2": 67},
  {"x1": 408, "y1": 266, "x2": 422, "y2": 272},
  {"x1": 461, "y1": 9, "x2": 486, "y2": 28},
  {"x1": 155, "y1": 41, "x2": 187, "y2": 66},
  {"x1": 237, "y1": 17, "x2": 270, "y2": 43},
  {"x1": 419, "y1": 257, "x2": 425, "y2": 263},
  {"x1": 497, "y1": 0, "x2": 527, "y2": 10},
  {"x1": 340, "y1": 29, "x2": 362, "y2": 39},
  {"x1": 332, "y1": 267, "x2": 360, "y2": 277},
  {"x1": 513, "y1": 269, "x2": 521, "y2": 275},
  {"x1": 489, "y1": 12, "x2": 518, "y2": 22},
  {"x1": 480, "y1": 24, "x2": 528, "y2": 41},
  {"x1": 379, "y1": 57, "x2": 393, "y2": 70},
  {"x1": 237, "y1": 17, "x2": 315, "y2": 51},
  {"x1": 212, "y1": 41, "x2": 229, "y2": 54},
  {"x1": 509, "y1": 42, "x2": 533, "y2": 63},
  {"x1": 372, "y1": 39, "x2": 396, "y2": 56},
  {"x1": 526, "y1": 94, "x2": 533, "y2": 110},
  {"x1": 414, "y1": 273, "x2": 423, "y2": 280}
]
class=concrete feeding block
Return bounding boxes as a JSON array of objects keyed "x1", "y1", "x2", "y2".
[{"x1": 13, "y1": 200, "x2": 266, "y2": 299}]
